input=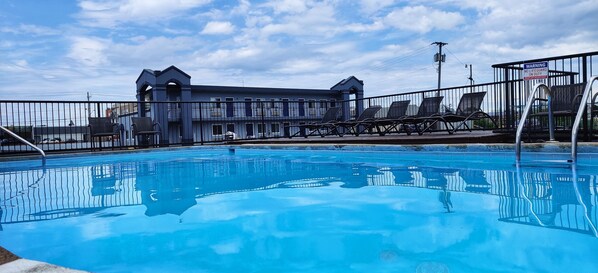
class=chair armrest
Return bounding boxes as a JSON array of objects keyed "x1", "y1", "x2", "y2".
[
  {"x1": 571, "y1": 94, "x2": 584, "y2": 109},
  {"x1": 592, "y1": 93, "x2": 598, "y2": 107},
  {"x1": 112, "y1": 123, "x2": 122, "y2": 134}
]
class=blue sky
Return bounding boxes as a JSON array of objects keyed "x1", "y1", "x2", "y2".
[{"x1": 1, "y1": 0, "x2": 597, "y2": 100}]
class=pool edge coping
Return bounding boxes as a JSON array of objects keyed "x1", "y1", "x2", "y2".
[{"x1": 2, "y1": 142, "x2": 598, "y2": 163}]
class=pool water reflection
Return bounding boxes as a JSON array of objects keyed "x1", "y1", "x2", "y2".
[{"x1": 1, "y1": 148, "x2": 597, "y2": 273}]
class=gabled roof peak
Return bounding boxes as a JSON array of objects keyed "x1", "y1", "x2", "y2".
[{"x1": 331, "y1": 75, "x2": 363, "y2": 90}]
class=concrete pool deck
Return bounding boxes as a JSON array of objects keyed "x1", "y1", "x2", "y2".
[{"x1": 0, "y1": 247, "x2": 88, "y2": 273}]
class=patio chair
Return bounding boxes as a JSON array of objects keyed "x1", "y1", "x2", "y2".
[
  {"x1": 334, "y1": 105, "x2": 382, "y2": 136},
  {"x1": 388, "y1": 167, "x2": 414, "y2": 185},
  {"x1": 460, "y1": 170, "x2": 491, "y2": 193},
  {"x1": 425, "y1": 92, "x2": 496, "y2": 134},
  {"x1": 398, "y1": 96, "x2": 444, "y2": 135},
  {"x1": 88, "y1": 117, "x2": 122, "y2": 150},
  {"x1": 360, "y1": 100, "x2": 410, "y2": 136},
  {"x1": 131, "y1": 117, "x2": 161, "y2": 147},
  {"x1": 530, "y1": 83, "x2": 585, "y2": 128},
  {"x1": 287, "y1": 107, "x2": 341, "y2": 138}
]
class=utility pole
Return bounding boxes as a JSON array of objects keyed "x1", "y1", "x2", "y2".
[
  {"x1": 465, "y1": 64, "x2": 474, "y2": 85},
  {"x1": 465, "y1": 64, "x2": 474, "y2": 93},
  {"x1": 87, "y1": 92, "x2": 91, "y2": 118},
  {"x1": 432, "y1": 42, "x2": 447, "y2": 96}
]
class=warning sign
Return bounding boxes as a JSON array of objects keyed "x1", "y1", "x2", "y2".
[{"x1": 523, "y1": 61, "x2": 548, "y2": 80}]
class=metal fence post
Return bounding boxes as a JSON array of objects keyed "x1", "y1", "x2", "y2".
[{"x1": 198, "y1": 102, "x2": 204, "y2": 145}]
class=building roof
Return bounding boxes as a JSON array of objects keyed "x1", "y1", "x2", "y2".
[
  {"x1": 135, "y1": 65, "x2": 191, "y2": 85},
  {"x1": 190, "y1": 85, "x2": 339, "y2": 95},
  {"x1": 330, "y1": 76, "x2": 363, "y2": 90}
]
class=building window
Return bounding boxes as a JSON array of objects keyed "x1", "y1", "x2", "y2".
[
  {"x1": 212, "y1": 124, "x2": 223, "y2": 136},
  {"x1": 308, "y1": 99, "x2": 316, "y2": 116},
  {"x1": 271, "y1": 123, "x2": 280, "y2": 135},
  {"x1": 246, "y1": 123, "x2": 254, "y2": 137},
  {"x1": 210, "y1": 97, "x2": 221, "y2": 109},
  {"x1": 257, "y1": 123, "x2": 264, "y2": 135},
  {"x1": 245, "y1": 98, "x2": 253, "y2": 117},
  {"x1": 226, "y1": 123, "x2": 235, "y2": 133},
  {"x1": 319, "y1": 99, "x2": 328, "y2": 109},
  {"x1": 256, "y1": 98, "x2": 265, "y2": 115}
]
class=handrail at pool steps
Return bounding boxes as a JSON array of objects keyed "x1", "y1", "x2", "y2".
[
  {"x1": 515, "y1": 83, "x2": 555, "y2": 162},
  {"x1": 571, "y1": 76, "x2": 598, "y2": 162},
  {"x1": 0, "y1": 125, "x2": 46, "y2": 165}
]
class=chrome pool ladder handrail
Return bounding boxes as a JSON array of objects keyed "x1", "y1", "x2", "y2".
[
  {"x1": 0, "y1": 125, "x2": 46, "y2": 164},
  {"x1": 571, "y1": 163, "x2": 598, "y2": 237},
  {"x1": 515, "y1": 83, "x2": 555, "y2": 162},
  {"x1": 571, "y1": 76, "x2": 598, "y2": 163}
]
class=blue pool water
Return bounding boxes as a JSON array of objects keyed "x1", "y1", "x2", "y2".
[{"x1": 1, "y1": 147, "x2": 597, "y2": 272}]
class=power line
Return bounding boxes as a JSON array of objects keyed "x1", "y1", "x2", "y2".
[
  {"x1": 366, "y1": 45, "x2": 434, "y2": 72},
  {"x1": 445, "y1": 47, "x2": 480, "y2": 85},
  {"x1": 445, "y1": 48, "x2": 464, "y2": 66}
]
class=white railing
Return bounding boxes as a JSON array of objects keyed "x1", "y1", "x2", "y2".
[
  {"x1": 0, "y1": 125, "x2": 46, "y2": 164},
  {"x1": 571, "y1": 76, "x2": 598, "y2": 162},
  {"x1": 515, "y1": 83, "x2": 555, "y2": 162}
]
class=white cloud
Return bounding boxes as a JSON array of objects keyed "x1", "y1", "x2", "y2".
[
  {"x1": 263, "y1": 0, "x2": 308, "y2": 14},
  {"x1": 2, "y1": 0, "x2": 598, "y2": 101},
  {"x1": 384, "y1": 5, "x2": 465, "y2": 33},
  {"x1": 67, "y1": 36, "x2": 110, "y2": 66},
  {"x1": 258, "y1": 2, "x2": 339, "y2": 39},
  {"x1": 77, "y1": 0, "x2": 212, "y2": 27},
  {"x1": 0, "y1": 24, "x2": 61, "y2": 36},
  {"x1": 359, "y1": 0, "x2": 397, "y2": 14},
  {"x1": 201, "y1": 21, "x2": 235, "y2": 35},
  {"x1": 346, "y1": 20, "x2": 385, "y2": 32},
  {"x1": 231, "y1": 0, "x2": 251, "y2": 15}
]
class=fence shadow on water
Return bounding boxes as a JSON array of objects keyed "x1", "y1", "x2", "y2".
[{"x1": 1, "y1": 153, "x2": 596, "y2": 237}]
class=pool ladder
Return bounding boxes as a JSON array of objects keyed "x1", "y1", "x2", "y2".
[
  {"x1": 515, "y1": 76, "x2": 598, "y2": 163},
  {"x1": 0, "y1": 125, "x2": 46, "y2": 165}
]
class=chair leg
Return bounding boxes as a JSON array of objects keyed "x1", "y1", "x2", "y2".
[{"x1": 404, "y1": 124, "x2": 412, "y2": 136}]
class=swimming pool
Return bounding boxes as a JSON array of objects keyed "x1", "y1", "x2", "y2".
[{"x1": 1, "y1": 145, "x2": 597, "y2": 272}]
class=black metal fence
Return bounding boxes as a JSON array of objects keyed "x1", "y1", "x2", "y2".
[
  {"x1": 1, "y1": 52, "x2": 598, "y2": 155},
  {"x1": 493, "y1": 51, "x2": 598, "y2": 136},
  {"x1": 0, "y1": 92, "x2": 503, "y2": 155}
]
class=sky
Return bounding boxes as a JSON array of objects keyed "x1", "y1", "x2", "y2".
[{"x1": 0, "y1": 0, "x2": 597, "y2": 101}]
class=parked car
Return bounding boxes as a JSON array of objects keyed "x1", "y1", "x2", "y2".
[{"x1": 41, "y1": 138, "x2": 61, "y2": 144}]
